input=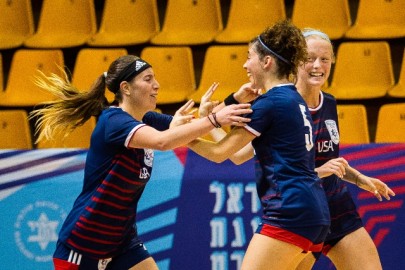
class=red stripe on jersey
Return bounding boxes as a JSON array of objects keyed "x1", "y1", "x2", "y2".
[
  {"x1": 67, "y1": 239, "x2": 113, "y2": 256},
  {"x1": 102, "y1": 180, "x2": 134, "y2": 193},
  {"x1": 109, "y1": 170, "x2": 145, "y2": 185},
  {"x1": 85, "y1": 206, "x2": 129, "y2": 220},
  {"x1": 115, "y1": 160, "x2": 139, "y2": 173},
  {"x1": 96, "y1": 187, "x2": 133, "y2": 201},
  {"x1": 91, "y1": 196, "x2": 127, "y2": 210},
  {"x1": 79, "y1": 216, "x2": 124, "y2": 231},
  {"x1": 76, "y1": 221, "x2": 122, "y2": 236},
  {"x1": 72, "y1": 229, "x2": 120, "y2": 245}
]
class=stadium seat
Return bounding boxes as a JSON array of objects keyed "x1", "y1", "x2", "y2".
[
  {"x1": 0, "y1": 0, "x2": 34, "y2": 49},
  {"x1": 291, "y1": 0, "x2": 351, "y2": 40},
  {"x1": 24, "y1": 0, "x2": 96, "y2": 48},
  {"x1": 375, "y1": 103, "x2": 405, "y2": 143},
  {"x1": 87, "y1": 0, "x2": 160, "y2": 46},
  {"x1": 215, "y1": 0, "x2": 286, "y2": 43},
  {"x1": 72, "y1": 48, "x2": 128, "y2": 103},
  {"x1": 0, "y1": 110, "x2": 33, "y2": 149},
  {"x1": 150, "y1": 0, "x2": 223, "y2": 45},
  {"x1": 326, "y1": 41, "x2": 394, "y2": 99},
  {"x1": 388, "y1": 49, "x2": 405, "y2": 98},
  {"x1": 345, "y1": 0, "x2": 405, "y2": 39},
  {"x1": 36, "y1": 117, "x2": 96, "y2": 149},
  {"x1": 188, "y1": 45, "x2": 249, "y2": 102},
  {"x1": 141, "y1": 46, "x2": 196, "y2": 105},
  {"x1": 336, "y1": 104, "x2": 370, "y2": 144},
  {"x1": 0, "y1": 49, "x2": 64, "y2": 107},
  {"x1": 0, "y1": 53, "x2": 3, "y2": 91}
]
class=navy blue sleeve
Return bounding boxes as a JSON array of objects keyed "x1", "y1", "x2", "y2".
[{"x1": 142, "y1": 111, "x2": 173, "y2": 131}]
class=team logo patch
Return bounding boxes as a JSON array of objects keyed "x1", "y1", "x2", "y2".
[{"x1": 325, "y1": 120, "x2": 340, "y2": 144}]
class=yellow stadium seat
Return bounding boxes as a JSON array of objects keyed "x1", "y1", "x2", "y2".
[
  {"x1": 87, "y1": 0, "x2": 160, "y2": 46},
  {"x1": 36, "y1": 117, "x2": 96, "y2": 149},
  {"x1": 0, "y1": 49, "x2": 64, "y2": 107},
  {"x1": 0, "y1": 110, "x2": 32, "y2": 149},
  {"x1": 0, "y1": 53, "x2": 3, "y2": 91},
  {"x1": 388, "y1": 49, "x2": 405, "y2": 98},
  {"x1": 337, "y1": 104, "x2": 370, "y2": 144},
  {"x1": 326, "y1": 42, "x2": 394, "y2": 99},
  {"x1": 150, "y1": 0, "x2": 222, "y2": 45},
  {"x1": 24, "y1": 0, "x2": 96, "y2": 48},
  {"x1": 292, "y1": 0, "x2": 351, "y2": 40},
  {"x1": 72, "y1": 48, "x2": 128, "y2": 103},
  {"x1": 0, "y1": 0, "x2": 34, "y2": 49},
  {"x1": 345, "y1": 0, "x2": 405, "y2": 39},
  {"x1": 188, "y1": 45, "x2": 249, "y2": 102},
  {"x1": 141, "y1": 46, "x2": 196, "y2": 105},
  {"x1": 375, "y1": 103, "x2": 405, "y2": 143},
  {"x1": 215, "y1": 0, "x2": 286, "y2": 43}
]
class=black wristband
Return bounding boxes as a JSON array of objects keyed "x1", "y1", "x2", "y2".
[{"x1": 224, "y1": 92, "x2": 239, "y2": 106}]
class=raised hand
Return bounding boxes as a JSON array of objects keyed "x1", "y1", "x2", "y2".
[{"x1": 170, "y1": 99, "x2": 196, "y2": 128}]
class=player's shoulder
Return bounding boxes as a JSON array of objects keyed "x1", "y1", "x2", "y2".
[{"x1": 322, "y1": 91, "x2": 337, "y2": 106}]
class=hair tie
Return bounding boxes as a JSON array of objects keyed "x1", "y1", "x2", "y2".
[{"x1": 302, "y1": 30, "x2": 331, "y2": 42}]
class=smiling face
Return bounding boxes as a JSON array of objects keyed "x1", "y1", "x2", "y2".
[
  {"x1": 298, "y1": 37, "x2": 333, "y2": 88},
  {"x1": 243, "y1": 43, "x2": 266, "y2": 90},
  {"x1": 122, "y1": 67, "x2": 160, "y2": 112}
]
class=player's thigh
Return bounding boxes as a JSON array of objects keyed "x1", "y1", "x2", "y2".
[
  {"x1": 241, "y1": 233, "x2": 302, "y2": 270},
  {"x1": 294, "y1": 252, "x2": 316, "y2": 270},
  {"x1": 128, "y1": 257, "x2": 159, "y2": 270},
  {"x1": 327, "y1": 227, "x2": 382, "y2": 270}
]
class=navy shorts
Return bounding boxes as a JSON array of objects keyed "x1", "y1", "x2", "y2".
[
  {"x1": 53, "y1": 240, "x2": 151, "y2": 270},
  {"x1": 312, "y1": 179, "x2": 363, "y2": 259}
]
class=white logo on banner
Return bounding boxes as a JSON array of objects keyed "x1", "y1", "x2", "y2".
[{"x1": 14, "y1": 201, "x2": 66, "y2": 262}]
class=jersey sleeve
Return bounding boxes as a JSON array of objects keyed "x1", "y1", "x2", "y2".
[
  {"x1": 244, "y1": 95, "x2": 274, "y2": 136},
  {"x1": 142, "y1": 111, "x2": 173, "y2": 131},
  {"x1": 104, "y1": 110, "x2": 145, "y2": 147}
]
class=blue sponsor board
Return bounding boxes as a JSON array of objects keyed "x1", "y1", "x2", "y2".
[{"x1": 0, "y1": 144, "x2": 404, "y2": 270}]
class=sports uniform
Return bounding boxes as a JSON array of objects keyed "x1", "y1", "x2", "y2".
[
  {"x1": 309, "y1": 91, "x2": 362, "y2": 255},
  {"x1": 53, "y1": 108, "x2": 172, "y2": 269},
  {"x1": 244, "y1": 84, "x2": 330, "y2": 252}
]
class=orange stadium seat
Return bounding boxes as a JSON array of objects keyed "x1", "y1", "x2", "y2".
[
  {"x1": 292, "y1": 0, "x2": 351, "y2": 40},
  {"x1": 87, "y1": 0, "x2": 160, "y2": 46},
  {"x1": 188, "y1": 45, "x2": 249, "y2": 102},
  {"x1": 0, "y1": 110, "x2": 33, "y2": 149},
  {"x1": 150, "y1": 0, "x2": 222, "y2": 45},
  {"x1": 388, "y1": 49, "x2": 405, "y2": 98},
  {"x1": 337, "y1": 104, "x2": 370, "y2": 144},
  {"x1": 24, "y1": 0, "x2": 96, "y2": 48},
  {"x1": 0, "y1": 0, "x2": 34, "y2": 49},
  {"x1": 0, "y1": 49, "x2": 64, "y2": 107},
  {"x1": 141, "y1": 46, "x2": 196, "y2": 105},
  {"x1": 215, "y1": 0, "x2": 286, "y2": 43},
  {"x1": 36, "y1": 117, "x2": 96, "y2": 149},
  {"x1": 326, "y1": 41, "x2": 394, "y2": 99},
  {"x1": 345, "y1": 0, "x2": 405, "y2": 39},
  {"x1": 375, "y1": 103, "x2": 405, "y2": 143},
  {"x1": 72, "y1": 48, "x2": 128, "y2": 103}
]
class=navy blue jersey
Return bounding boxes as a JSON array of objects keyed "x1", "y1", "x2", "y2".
[
  {"x1": 58, "y1": 108, "x2": 172, "y2": 259},
  {"x1": 310, "y1": 92, "x2": 362, "y2": 243},
  {"x1": 245, "y1": 84, "x2": 330, "y2": 230}
]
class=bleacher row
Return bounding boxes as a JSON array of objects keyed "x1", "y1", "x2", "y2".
[{"x1": 0, "y1": 0, "x2": 405, "y2": 149}]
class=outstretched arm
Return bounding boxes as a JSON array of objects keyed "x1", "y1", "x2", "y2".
[{"x1": 315, "y1": 157, "x2": 395, "y2": 201}]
